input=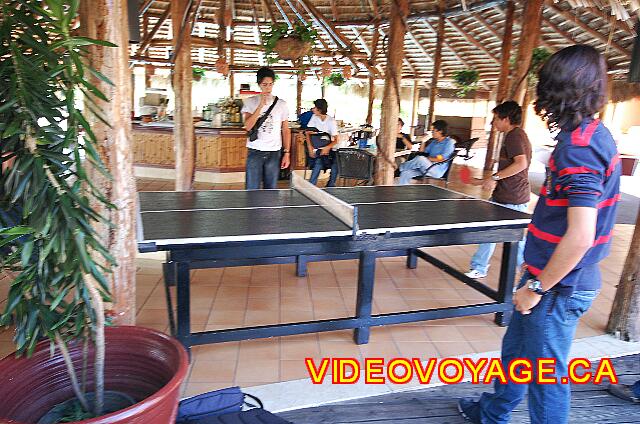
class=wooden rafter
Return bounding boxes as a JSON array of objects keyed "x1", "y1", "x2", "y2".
[
  {"x1": 406, "y1": 29, "x2": 434, "y2": 64},
  {"x1": 330, "y1": 0, "x2": 339, "y2": 21},
  {"x1": 446, "y1": 17, "x2": 500, "y2": 64},
  {"x1": 139, "y1": 0, "x2": 155, "y2": 16},
  {"x1": 420, "y1": 19, "x2": 471, "y2": 68},
  {"x1": 547, "y1": 3, "x2": 630, "y2": 58},
  {"x1": 138, "y1": 6, "x2": 171, "y2": 56},
  {"x1": 493, "y1": 5, "x2": 555, "y2": 51},
  {"x1": 260, "y1": 0, "x2": 277, "y2": 23}
]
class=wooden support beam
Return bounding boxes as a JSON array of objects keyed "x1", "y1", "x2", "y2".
[
  {"x1": 493, "y1": 5, "x2": 555, "y2": 51},
  {"x1": 484, "y1": 0, "x2": 514, "y2": 171},
  {"x1": 410, "y1": 79, "x2": 420, "y2": 135},
  {"x1": 376, "y1": 0, "x2": 408, "y2": 185},
  {"x1": 509, "y1": 0, "x2": 544, "y2": 104},
  {"x1": 172, "y1": 0, "x2": 195, "y2": 191},
  {"x1": 446, "y1": 17, "x2": 500, "y2": 64},
  {"x1": 546, "y1": 3, "x2": 630, "y2": 58},
  {"x1": 407, "y1": 29, "x2": 434, "y2": 64},
  {"x1": 366, "y1": 20, "x2": 380, "y2": 125},
  {"x1": 428, "y1": 4, "x2": 446, "y2": 127},
  {"x1": 217, "y1": 0, "x2": 227, "y2": 57},
  {"x1": 606, "y1": 207, "x2": 640, "y2": 342},
  {"x1": 330, "y1": 0, "x2": 339, "y2": 21},
  {"x1": 79, "y1": 0, "x2": 137, "y2": 325},
  {"x1": 421, "y1": 19, "x2": 471, "y2": 68},
  {"x1": 137, "y1": 6, "x2": 170, "y2": 55},
  {"x1": 260, "y1": 0, "x2": 277, "y2": 23},
  {"x1": 139, "y1": 0, "x2": 155, "y2": 16},
  {"x1": 296, "y1": 69, "x2": 303, "y2": 115}
]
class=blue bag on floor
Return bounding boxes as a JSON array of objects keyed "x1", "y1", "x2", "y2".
[{"x1": 176, "y1": 387, "x2": 290, "y2": 424}]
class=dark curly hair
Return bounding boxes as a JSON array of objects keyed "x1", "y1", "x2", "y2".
[
  {"x1": 492, "y1": 100, "x2": 522, "y2": 125},
  {"x1": 534, "y1": 45, "x2": 607, "y2": 131},
  {"x1": 256, "y1": 67, "x2": 276, "y2": 84}
]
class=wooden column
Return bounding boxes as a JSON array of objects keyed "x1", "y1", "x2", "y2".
[
  {"x1": 607, "y1": 208, "x2": 640, "y2": 342},
  {"x1": 509, "y1": 0, "x2": 544, "y2": 104},
  {"x1": 484, "y1": 0, "x2": 515, "y2": 170},
  {"x1": 366, "y1": 20, "x2": 380, "y2": 125},
  {"x1": 79, "y1": 0, "x2": 137, "y2": 324},
  {"x1": 296, "y1": 71, "x2": 303, "y2": 115},
  {"x1": 375, "y1": 0, "x2": 408, "y2": 185},
  {"x1": 410, "y1": 79, "x2": 419, "y2": 136},
  {"x1": 427, "y1": 2, "x2": 445, "y2": 127},
  {"x1": 173, "y1": 0, "x2": 195, "y2": 191},
  {"x1": 366, "y1": 74, "x2": 375, "y2": 125}
]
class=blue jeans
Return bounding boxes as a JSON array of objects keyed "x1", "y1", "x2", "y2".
[
  {"x1": 245, "y1": 149, "x2": 281, "y2": 190},
  {"x1": 309, "y1": 155, "x2": 338, "y2": 187},
  {"x1": 470, "y1": 201, "x2": 529, "y2": 274},
  {"x1": 398, "y1": 155, "x2": 446, "y2": 185},
  {"x1": 478, "y1": 274, "x2": 598, "y2": 424},
  {"x1": 634, "y1": 380, "x2": 640, "y2": 397}
]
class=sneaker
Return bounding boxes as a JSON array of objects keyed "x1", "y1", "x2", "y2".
[
  {"x1": 458, "y1": 398, "x2": 482, "y2": 423},
  {"x1": 465, "y1": 269, "x2": 487, "y2": 279},
  {"x1": 607, "y1": 383, "x2": 640, "y2": 403}
]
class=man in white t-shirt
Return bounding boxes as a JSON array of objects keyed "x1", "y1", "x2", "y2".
[
  {"x1": 305, "y1": 99, "x2": 339, "y2": 187},
  {"x1": 241, "y1": 67, "x2": 291, "y2": 189}
]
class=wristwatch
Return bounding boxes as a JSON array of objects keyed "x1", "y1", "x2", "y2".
[
  {"x1": 491, "y1": 173, "x2": 501, "y2": 181},
  {"x1": 526, "y1": 278, "x2": 548, "y2": 295}
]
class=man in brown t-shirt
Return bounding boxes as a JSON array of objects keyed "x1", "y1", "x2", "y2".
[{"x1": 465, "y1": 101, "x2": 532, "y2": 278}]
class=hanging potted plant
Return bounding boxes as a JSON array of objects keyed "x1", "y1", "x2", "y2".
[
  {"x1": 192, "y1": 67, "x2": 206, "y2": 82},
  {"x1": 0, "y1": 1, "x2": 188, "y2": 423},
  {"x1": 452, "y1": 69, "x2": 480, "y2": 98},
  {"x1": 263, "y1": 22, "x2": 318, "y2": 63},
  {"x1": 527, "y1": 47, "x2": 552, "y2": 87},
  {"x1": 325, "y1": 72, "x2": 346, "y2": 87}
]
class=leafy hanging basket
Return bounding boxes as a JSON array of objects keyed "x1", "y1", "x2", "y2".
[
  {"x1": 452, "y1": 69, "x2": 480, "y2": 98},
  {"x1": 325, "y1": 72, "x2": 346, "y2": 87},
  {"x1": 263, "y1": 23, "x2": 317, "y2": 64},
  {"x1": 273, "y1": 36, "x2": 312, "y2": 61}
]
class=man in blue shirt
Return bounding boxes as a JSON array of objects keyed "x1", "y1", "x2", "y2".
[
  {"x1": 398, "y1": 120, "x2": 455, "y2": 184},
  {"x1": 458, "y1": 45, "x2": 622, "y2": 424}
]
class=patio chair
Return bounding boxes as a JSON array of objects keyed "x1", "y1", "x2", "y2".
[
  {"x1": 414, "y1": 137, "x2": 478, "y2": 187},
  {"x1": 335, "y1": 148, "x2": 375, "y2": 186}
]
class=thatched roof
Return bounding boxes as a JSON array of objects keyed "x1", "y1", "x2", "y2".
[{"x1": 134, "y1": 0, "x2": 638, "y2": 86}]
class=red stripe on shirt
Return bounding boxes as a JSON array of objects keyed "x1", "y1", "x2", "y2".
[
  {"x1": 605, "y1": 153, "x2": 620, "y2": 177},
  {"x1": 545, "y1": 198, "x2": 569, "y2": 207},
  {"x1": 593, "y1": 234, "x2": 612, "y2": 246},
  {"x1": 558, "y1": 166, "x2": 599, "y2": 176},
  {"x1": 571, "y1": 119, "x2": 600, "y2": 146},
  {"x1": 528, "y1": 223, "x2": 563, "y2": 244},
  {"x1": 597, "y1": 194, "x2": 621, "y2": 208},
  {"x1": 549, "y1": 157, "x2": 556, "y2": 171},
  {"x1": 526, "y1": 263, "x2": 543, "y2": 276}
]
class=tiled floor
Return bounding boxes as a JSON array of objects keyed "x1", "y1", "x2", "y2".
[{"x1": 0, "y1": 166, "x2": 635, "y2": 399}]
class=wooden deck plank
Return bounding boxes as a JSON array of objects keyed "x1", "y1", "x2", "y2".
[{"x1": 279, "y1": 354, "x2": 640, "y2": 424}]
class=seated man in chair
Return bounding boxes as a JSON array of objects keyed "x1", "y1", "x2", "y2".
[{"x1": 398, "y1": 120, "x2": 455, "y2": 185}]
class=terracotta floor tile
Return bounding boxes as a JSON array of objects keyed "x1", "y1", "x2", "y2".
[
  {"x1": 319, "y1": 341, "x2": 363, "y2": 360},
  {"x1": 234, "y1": 359, "x2": 280, "y2": 383},
  {"x1": 248, "y1": 286, "x2": 280, "y2": 298},
  {"x1": 280, "y1": 310, "x2": 315, "y2": 323},
  {"x1": 396, "y1": 341, "x2": 440, "y2": 358},
  {"x1": 458, "y1": 326, "x2": 502, "y2": 342},
  {"x1": 136, "y1": 308, "x2": 169, "y2": 325},
  {"x1": 358, "y1": 342, "x2": 401, "y2": 359},
  {"x1": 211, "y1": 298, "x2": 248, "y2": 312},
  {"x1": 425, "y1": 326, "x2": 466, "y2": 342},
  {"x1": 433, "y1": 341, "x2": 475, "y2": 358},
  {"x1": 192, "y1": 341, "x2": 239, "y2": 362},
  {"x1": 469, "y1": 340, "x2": 502, "y2": 353},
  {"x1": 281, "y1": 340, "x2": 321, "y2": 360},
  {"x1": 281, "y1": 359, "x2": 313, "y2": 381},
  {"x1": 207, "y1": 310, "x2": 245, "y2": 325},
  {"x1": 389, "y1": 325, "x2": 429, "y2": 342},
  {"x1": 238, "y1": 339, "x2": 280, "y2": 361},
  {"x1": 244, "y1": 310, "x2": 280, "y2": 326},
  {"x1": 246, "y1": 298, "x2": 280, "y2": 311},
  {"x1": 189, "y1": 360, "x2": 236, "y2": 382},
  {"x1": 182, "y1": 382, "x2": 232, "y2": 398}
]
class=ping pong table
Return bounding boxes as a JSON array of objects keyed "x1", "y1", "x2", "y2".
[{"x1": 137, "y1": 178, "x2": 531, "y2": 352}]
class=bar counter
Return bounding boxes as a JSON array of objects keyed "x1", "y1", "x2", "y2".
[{"x1": 133, "y1": 122, "x2": 307, "y2": 172}]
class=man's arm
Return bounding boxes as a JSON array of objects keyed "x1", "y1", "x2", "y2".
[
  {"x1": 280, "y1": 120, "x2": 291, "y2": 169},
  {"x1": 480, "y1": 154, "x2": 528, "y2": 189},
  {"x1": 514, "y1": 206, "x2": 598, "y2": 313},
  {"x1": 243, "y1": 96, "x2": 267, "y2": 131}
]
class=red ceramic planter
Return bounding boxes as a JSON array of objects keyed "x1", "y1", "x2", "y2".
[{"x1": 0, "y1": 326, "x2": 189, "y2": 424}]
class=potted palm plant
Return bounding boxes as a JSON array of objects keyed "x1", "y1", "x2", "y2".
[{"x1": 0, "y1": 1, "x2": 188, "y2": 423}]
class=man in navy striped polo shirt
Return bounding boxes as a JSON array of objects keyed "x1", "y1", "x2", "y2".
[{"x1": 458, "y1": 45, "x2": 622, "y2": 424}]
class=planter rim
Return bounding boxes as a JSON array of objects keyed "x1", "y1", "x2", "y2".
[{"x1": 0, "y1": 325, "x2": 189, "y2": 424}]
